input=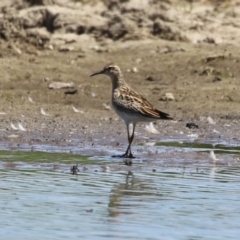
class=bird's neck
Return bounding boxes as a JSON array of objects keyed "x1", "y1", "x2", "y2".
[{"x1": 110, "y1": 73, "x2": 127, "y2": 91}]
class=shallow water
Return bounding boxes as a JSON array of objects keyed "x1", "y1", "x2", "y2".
[{"x1": 0, "y1": 146, "x2": 240, "y2": 240}]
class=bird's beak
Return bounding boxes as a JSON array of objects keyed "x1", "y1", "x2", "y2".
[{"x1": 90, "y1": 69, "x2": 104, "y2": 77}]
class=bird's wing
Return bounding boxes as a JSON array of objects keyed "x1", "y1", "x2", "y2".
[{"x1": 113, "y1": 88, "x2": 167, "y2": 119}]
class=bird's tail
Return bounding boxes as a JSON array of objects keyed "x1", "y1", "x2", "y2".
[{"x1": 156, "y1": 109, "x2": 173, "y2": 120}]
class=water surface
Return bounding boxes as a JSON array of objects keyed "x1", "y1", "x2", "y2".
[{"x1": 0, "y1": 147, "x2": 240, "y2": 240}]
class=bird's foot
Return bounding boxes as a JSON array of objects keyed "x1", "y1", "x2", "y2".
[
  {"x1": 111, "y1": 154, "x2": 122, "y2": 158},
  {"x1": 120, "y1": 153, "x2": 135, "y2": 159},
  {"x1": 111, "y1": 152, "x2": 135, "y2": 159},
  {"x1": 124, "y1": 152, "x2": 135, "y2": 159},
  {"x1": 111, "y1": 153, "x2": 133, "y2": 165}
]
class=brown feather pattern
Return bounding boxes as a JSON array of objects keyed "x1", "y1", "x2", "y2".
[{"x1": 113, "y1": 86, "x2": 172, "y2": 120}]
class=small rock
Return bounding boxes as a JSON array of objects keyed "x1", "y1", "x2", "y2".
[
  {"x1": 101, "y1": 166, "x2": 110, "y2": 172},
  {"x1": 26, "y1": 28, "x2": 50, "y2": 42},
  {"x1": 203, "y1": 55, "x2": 225, "y2": 63},
  {"x1": 14, "y1": 47, "x2": 22, "y2": 55},
  {"x1": 131, "y1": 67, "x2": 138, "y2": 73},
  {"x1": 70, "y1": 165, "x2": 79, "y2": 175},
  {"x1": 145, "y1": 122, "x2": 159, "y2": 134},
  {"x1": 77, "y1": 53, "x2": 86, "y2": 58},
  {"x1": 72, "y1": 105, "x2": 84, "y2": 113},
  {"x1": 64, "y1": 88, "x2": 78, "y2": 95},
  {"x1": 8, "y1": 134, "x2": 20, "y2": 138},
  {"x1": 159, "y1": 92, "x2": 175, "y2": 101},
  {"x1": 207, "y1": 116, "x2": 216, "y2": 125},
  {"x1": 38, "y1": 39, "x2": 43, "y2": 46},
  {"x1": 59, "y1": 46, "x2": 75, "y2": 52},
  {"x1": 213, "y1": 76, "x2": 222, "y2": 82},
  {"x1": 160, "y1": 46, "x2": 172, "y2": 53},
  {"x1": 186, "y1": 122, "x2": 199, "y2": 129},
  {"x1": 103, "y1": 103, "x2": 111, "y2": 110},
  {"x1": 203, "y1": 37, "x2": 216, "y2": 44},
  {"x1": 221, "y1": 95, "x2": 233, "y2": 101},
  {"x1": 43, "y1": 77, "x2": 50, "y2": 82},
  {"x1": 49, "y1": 82, "x2": 74, "y2": 90},
  {"x1": 48, "y1": 45, "x2": 54, "y2": 50},
  {"x1": 199, "y1": 67, "x2": 215, "y2": 76},
  {"x1": 128, "y1": 67, "x2": 138, "y2": 73},
  {"x1": 90, "y1": 45, "x2": 108, "y2": 53},
  {"x1": 187, "y1": 134, "x2": 198, "y2": 138},
  {"x1": 145, "y1": 76, "x2": 154, "y2": 81},
  {"x1": 177, "y1": 47, "x2": 186, "y2": 52},
  {"x1": 90, "y1": 45, "x2": 100, "y2": 51}
]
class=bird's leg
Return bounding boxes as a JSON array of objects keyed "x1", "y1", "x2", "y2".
[
  {"x1": 126, "y1": 125, "x2": 135, "y2": 158},
  {"x1": 112, "y1": 123, "x2": 136, "y2": 162},
  {"x1": 122, "y1": 124, "x2": 132, "y2": 157},
  {"x1": 122, "y1": 123, "x2": 136, "y2": 160}
]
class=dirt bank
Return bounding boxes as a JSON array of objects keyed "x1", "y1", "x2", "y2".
[{"x1": 0, "y1": 0, "x2": 240, "y2": 160}]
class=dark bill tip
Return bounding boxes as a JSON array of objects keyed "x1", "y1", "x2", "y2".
[{"x1": 90, "y1": 70, "x2": 104, "y2": 77}]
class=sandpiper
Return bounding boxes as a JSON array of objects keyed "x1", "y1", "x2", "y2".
[{"x1": 90, "y1": 63, "x2": 173, "y2": 161}]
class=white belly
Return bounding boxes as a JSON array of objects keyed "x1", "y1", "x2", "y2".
[{"x1": 112, "y1": 104, "x2": 153, "y2": 125}]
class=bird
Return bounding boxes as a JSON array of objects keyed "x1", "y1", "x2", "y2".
[{"x1": 90, "y1": 63, "x2": 173, "y2": 162}]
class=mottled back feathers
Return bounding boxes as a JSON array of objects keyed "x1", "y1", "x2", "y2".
[{"x1": 113, "y1": 87, "x2": 172, "y2": 120}]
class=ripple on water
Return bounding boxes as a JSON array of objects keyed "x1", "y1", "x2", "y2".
[{"x1": 1, "y1": 163, "x2": 240, "y2": 240}]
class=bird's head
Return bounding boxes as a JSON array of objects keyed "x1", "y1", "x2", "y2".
[{"x1": 90, "y1": 63, "x2": 121, "y2": 78}]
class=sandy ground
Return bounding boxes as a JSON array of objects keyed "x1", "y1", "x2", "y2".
[
  {"x1": 0, "y1": 39, "x2": 240, "y2": 131},
  {"x1": 0, "y1": 0, "x2": 240, "y2": 165}
]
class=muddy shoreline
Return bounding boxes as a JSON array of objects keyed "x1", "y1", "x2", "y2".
[{"x1": 1, "y1": 0, "x2": 240, "y2": 168}]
